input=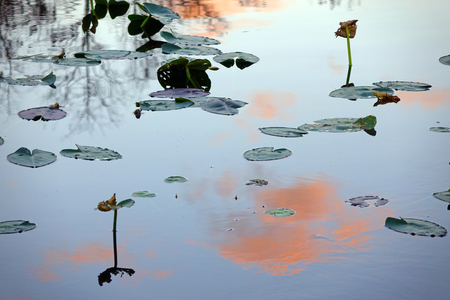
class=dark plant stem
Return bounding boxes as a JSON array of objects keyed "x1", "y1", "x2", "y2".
[
  {"x1": 345, "y1": 26, "x2": 352, "y2": 66},
  {"x1": 113, "y1": 209, "x2": 118, "y2": 268}
]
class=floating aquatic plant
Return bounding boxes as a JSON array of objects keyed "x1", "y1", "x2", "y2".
[
  {"x1": 259, "y1": 127, "x2": 308, "y2": 138},
  {"x1": 164, "y1": 176, "x2": 187, "y2": 183},
  {"x1": 160, "y1": 31, "x2": 220, "y2": 46},
  {"x1": 264, "y1": 208, "x2": 296, "y2": 218},
  {"x1": 372, "y1": 81, "x2": 431, "y2": 92},
  {"x1": 132, "y1": 191, "x2": 156, "y2": 198},
  {"x1": 432, "y1": 190, "x2": 450, "y2": 203},
  {"x1": 429, "y1": 127, "x2": 450, "y2": 132},
  {"x1": 60, "y1": 145, "x2": 122, "y2": 161},
  {"x1": 385, "y1": 217, "x2": 447, "y2": 237},
  {"x1": 0, "y1": 72, "x2": 56, "y2": 88},
  {"x1": 136, "y1": 98, "x2": 194, "y2": 112},
  {"x1": 213, "y1": 52, "x2": 260, "y2": 70},
  {"x1": 18, "y1": 103, "x2": 67, "y2": 121},
  {"x1": 243, "y1": 147, "x2": 292, "y2": 161},
  {"x1": 329, "y1": 86, "x2": 394, "y2": 100},
  {"x1": 7, "y1": 148, "x2": 57, "y2": 168},
  {"x1": 246, "y1": 179, "x2": 269, "y2": 187},
  {"x1": 0, "y1": 220, "x2": 36, "y2": 234},
  {"x1": 346, "y1": 195, "x2": 389, "y2": 208}
]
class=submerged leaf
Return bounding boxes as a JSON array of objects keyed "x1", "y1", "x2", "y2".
[
  {"x1": 243, "y1": 147, "x2": 292, "y2": 161},
  {"x1": 259, "y1": 127, "x2": 308, "y2": 138},
  {"x1": 0, "y1": 220, "x2": 36, "y2": 234},
  {"x1": 60, "y1": 144, "x2": 122, "y2": 161},
  {"x1": 385, "y1": 217, "x2": 447, "y2": 237},
  {"x1": 7, "y1": 148, "x2": 57, "y2": 168},
  {"x1": 264, "y1": 208, "x2": 296, "y2": 218},
  {"x1": 164, "y1": 176, "x2": 187, "y2": 183},
  {"x1": 18, "y1": 103, "x2": 67, "y2": 121}
]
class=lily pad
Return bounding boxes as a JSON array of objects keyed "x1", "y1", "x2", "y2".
[
  {"x1": 346, "y1": 195, "x2": 389, "y2": 208},
  {"x1": 7, "y1": 148, "x2": 57, "y2": 168},
  {"x1": 439, "y1": 55, "x2": 450, "y2": 66},
  {"x1": 0, "y1": 137, "x2": 3, "y2": 146},
  {"x1": 74, "y1": 50, "x2": 150, "y2": 60},
  {"x1": 18, "y1": 104, "x2": 67, "y2": 121},
  {"x1": 0, "y1": 220, "x2": 36, "y2": 234},
  {"x1": 264, "y1": 208, "x2": 296, "y2": 218},
  {"x1": 164, "y1": 176, "x2": 187, "y2": 183},
  {"x1": 137, "y1": 3, "x2": 180, "y2": 20},
  {"x1": 132, "y1": 191, "x2": 156, "y2": 198},
  {"x1": 259, "y1": 127, "x2": 308, "y2": 137},
  {"x1": 60, "y1": 144, "x2": 122, "y2": 161},
  {"x1": 136, "y1": 98, "x2": 194, "y2": 111},
  {"x1": 14, "y1": 54, "x2": 59, "y2": 63},
  {"x1": 149, "y1": 88, "x2": 210, "y2": 98},
  {"x1": 0, "y1": 72, "x2": 56, "y2": 88},
  {"x1": 246, "y1": 179, "x2": 269, "y2": 186},
  {"x1": 372, "y1": 81, "x2": 431, "y2": 92},
  {"x1": 54, "y1": 58, "x2": 101, "y2": 67},
  {"x1": 429, "y1": 127, "x2": 450, "y2": 132},
  {"x1": 353, "y1": 115, "x2": 377, "y2": 130},
  {"x1": 298, "y1": 118, "x2": 362, "y2": 132},
  {"x1": 432, "y1": 191, "x2": 450, "y2": 203},
  {"x1": 160, "y1": 31, "x2": 220, "y2": 46},
  {"x1": 243, "y1": 147, "x2": 292, "y2": 161},
  {"x1": 213, "y1": 52, "x2": 260, "y2": 69},
  {"x1": 329, "y1": 86, "x2": 394, "y2": 99},
  {"x1": 162, "y1": 44, "x2": 222, "y2": 56},
  {"x1": 385, "y1": 217, "x2": 447, "y2": 237},
  {"x1": 199, "y1": 98, "x2": 247, "y2": 116}
]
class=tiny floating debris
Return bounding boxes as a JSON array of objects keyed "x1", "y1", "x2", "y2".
[
  {"x1": 246, "y1": 179, "x2": 269, "y2": 186},
  {"x1": 345, "y1": 195, "x2": 389, "y2": 208}
]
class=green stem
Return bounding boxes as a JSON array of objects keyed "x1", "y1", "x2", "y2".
[
  {"x1": 185, "y1": 66, "x2": 199, "y2": 89},
  {"x1": 345, "y1": 65, "x2": 352, "y2": 86},
  {"x1": 89, "y1": 0, "x2": 98, "y2": 19},
  {"x1": 345, "y1": 26, "x2": 352, "y2": 66},
  {"x1": 113, "y1": 209, "x2": 118, "y2": 268}
]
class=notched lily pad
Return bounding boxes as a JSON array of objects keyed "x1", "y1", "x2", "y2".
[
  {"x1": 132, "y1": 191, "x2": 156, "y2": 198},
  {"x1": 259, "y1": 127, "x2": 308, "y2": 138},
  {"x1": 372, "y1": 81, "x2": 431, "y2": 92},
  {"x1": 74, "y1": 50, "x2": 150, "y2": 60},
  {"x1": 160, "y1": 31, "x2": 220, "y2": 46},
  {"x1": 136, "y1": 98, "x2": 194, "y2": 111},
  {"x1": 243, "y1": 147, "x2": 292, "y2": 161},
  {"x1": 298, "y1": 118, "x2": 361, "y2": 132},
  {"x1": 164, "y1": 176, "x2": 187, "y2": 183},
  {"x1": 0, "y1": 72, "x2": 56, "y2": 88},
  {"x1": 199, "y1": 98, "x2": 247, "y2": 116},
  {"x1": 7, "y1": 148, "x2": 57, "y2": 168},
  {"x1": 385, "y1": 217, "x2": 447, "y2": 237},
  {"x1": 213, "y1": 52, "x2": 260, "y2": 69},
  {"x1": 162, "y1": 44, "x2": 222, "y2": 56},
  {"x1": 432, "y1": 191, "x2": 450, "y2": 203},
  {"x1": 264, "y1": 208, "x2": 295, "y2": 218},
  {"x1": 149, "y1": 88, "x2": 210, "y2": 98},
  {"x1": 438, "y1": 55, "x2": 450, "y2": 66},
  {"x1": 60, "y1": 144, "x2": 122, "y2": 161},
  {"x1": 329, "y1": 86, "x2": 394, "y2": 99},
  {"x1": 246, "y1": 179, "x2": 269, "y2": 186},
  {"x1": 429, "y1": 127, "x2": 450, "y2": 132},
  {"x1": 346, "y1": 195, "x2": 389, "y2": 208},
  {"x1": 0, "y1": 220, "x2": 36, "y2": 234},
  {"x1": 18, "y1": 103, "x2": 67, "y2": 121}
]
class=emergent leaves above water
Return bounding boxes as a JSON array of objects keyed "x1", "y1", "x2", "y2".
[
  {"x1": 96, "y1": 193, "x2": 135, "y2": 212},
  {"x1": 329, "y1": 86, "x2": 394, "y2": 99},
  {"x1": 385, "y1": 217, "x2": 447, "y2": 237},
  {"x1": 346, "y1": 195, "x2": 389, "y2": 208},
  {"x1": 243, "y1": 147, "x2": 292, "y2": 161},
  {"x1": 432, "y1": 190, "x2": 450, "y2": 203},
  {"x1": 74, "y1": 50, "x2": 150, "y2": 60},
  {"x1": 18, "y1": 103, "x2": 67, "y2": 121},
  {"x1": 0, "y1": 220, "x2": 36, "y2": 234},
  {"x1": 160, "y1": 31, "x2": 220, "y2": 46},
  {"x1": 213, "y1": 52, "x2": 260, "y2": 69},
  {"x1": 60, "y1": 145, "x2": 122, "y2": 161},
  {"x1": 372, "y1": 81, "x2": 432, "y2": 91},
  {"x1": 0, "y1": 72, "x2": 56, "y2": 88},
  {"x1": 7, "y1": 148, "x2": 57, "y2": 168},
  {"x1": 94, "y1": 0, "x2": 130, "y2": 20},
  {"x1": 264, "y1": 208, "x2": 296, "y2": 218},
  {"x1": 259, "y1": 127, "x2": 308, "y2": 138}
]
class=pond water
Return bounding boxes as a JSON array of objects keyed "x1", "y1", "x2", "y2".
[{"x1": 1, "y1": 0, "x2": 450, "y2": 299}]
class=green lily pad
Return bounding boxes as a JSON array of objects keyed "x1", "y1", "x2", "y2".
[
  {"x1": 372, "y1": 81, "x2": 431, "y2": 92},
  {"x1": 439, "y1": 55, "x2": 450, "y2": 66},
  {"x1": 54, "y1": 58, "x2": 101, "y2": 67},
  {"x1": 297, "y1": 118, "x2": 362, "y2": 132},
  {"x1": 157, "y1": 58, "x2": 212, "y2": 91},
  {"x1": 132, "y1": 191, "x2": 156, "y2": 198},
  {"x1": 116, "y1": 199, "x2": 135, "y2": 209},
  {"x1": 199, "y1": 98, "x2": 247, "y2": 116},
  {"x1": 18, "y1": 105, "x2": 67, "y2": 121},
  {"x1": 213, "y1": 52, "x2": 260, "y2": 69},
  {"x1": 353, "y1": 115, "x2": 377, "y2": 130},
  {"x1": 329, "y1": 86, "x2": 394, "y2": 99},
  {"x1": 128, "y1": 14, "x2": 164, "y2": 37},
  {"x1": 0, "y1": 137, "x2": 3, "y2": 146},
  {"x1": 149, "y1": 88, "x2": 210, "y2": 98},
  {"x1": 74, "y1": 50, "x2": 150, "y2": 60},
  {"x1": 164, "y1": 176, "x2": 187, "y2": 183},
  {"x1": 0, "y1": 220, "x2": 36, "y2": 234},
  {"x1": 162, "y1": 44, "x2": 222, "y2": 56},
  {"x1": 7, "y1": 148, "x2": 57, "y2": 168},
  {"x1": 346, "y1": 195, "x2": 389, "y2": 208},
  {"x1": 385, "y1": 217, "x2": 447, "y2": 237},
  {"x1": 432, "y1": 191, "x2": 450, "y2": 203},
  {"x1": 264, "y1": 208, "x2": 296, "y2": 218},
  {"x1": 429, "y1": 127, "x2": 450, "y2": 132},
  {"x1": 259, "y1": 127, "x2": 308, "y2": 137},
  {"x1": 160, "y1": 31, "x2": 220, "y2": 46},
  {"x1": 243, "y1": 147, "x2": 292, "y2": 161},
  {"x1": 0, "y1": 72, "x2": 56, "y2": 88},
  {"x1": 60, "y1": 144, "x2": 122, "y2": 161},
  {"x1": 136, "y1": 98, "x2": 194, "y2": 111},
  {"x1": 137, "y1": 3, "x2": 180, "y2": 20}
]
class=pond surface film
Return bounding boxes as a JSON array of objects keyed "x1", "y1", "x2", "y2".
[{"x1": 1, "y1": 0, "x2": 450, "y2": 299}]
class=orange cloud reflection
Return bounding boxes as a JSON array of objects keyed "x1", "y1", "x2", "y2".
[
  {"x1": 397, "y1": 88, "x2": 450, "y2": 109},
  {"x1": 245, "y1": 91, "x2": 297, "y2": 121}
]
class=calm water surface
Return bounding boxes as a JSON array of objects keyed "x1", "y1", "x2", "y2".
[{"x1": 1, "y1": 0, "x2": 450, "y2": 299}]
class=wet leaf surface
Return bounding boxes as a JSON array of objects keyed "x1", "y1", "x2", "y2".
[
  {"x1": 329, "y1": 86, "x2": 394, "y2": 99},
  {"x1": 60, "y1": 144, "x2": 122, "y2": 161},
  {"x1": 162, "y1": 44, "x2": 222, "y2": 56},
  {"x1": 136, "y1": 99, "x2": 194, "y2": 111},
  {"x1": 259, "y1": 127, "x2": 308, "y2": 137},
  {"x1": 432, "y1": 191, "x2": 450, "y2": 203},
  {"x1": 264, "y1": 208, "x2": 296, "y2": 217},
  {"x1": 137, "y1": 2, "x2": 180, "y2": 19},
  {"x1": 373, "y1": 81, "x2": 431, "y2": 91},
  {"x1": 54, "y1": 58, "x2": 101, "y2": 67},
  {"x1": 18, "y1": 104, "x2": 67, "y2": 121},
  {"x1": 385, "y1": 217, "x2": 447, "y2": 237},
  {"x1": 0, "y1": 72, "x2": 56, "y2": 88},
  {"x1": 74, "y1": 50, "x2": 150, "y2": 60},
  {"x1": 243, "y1": 147, "x2": 292, "y2": 161},
  {"x1": 0, "y1": 220, "x2": 36, "y2": 234},
  {"x1": 7, "y1": 148, "x2": 57, "y2": 168},
  {"x1": 298, "y1": 118, "x2": 362, "y2": 132},
  {"x1": 346, "y1": 195, "x2": 389, "y2": 208},
  {"x1": 160, "y1": 31, "x2": 220, "y2": 46}
]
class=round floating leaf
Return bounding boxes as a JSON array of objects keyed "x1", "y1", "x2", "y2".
[
  {"x1": 0, "y1": 72, "x2": 56, "y2": 88},
  {"x1": 264, "y1": 208, "x2": 296, "y2": 218},
  {"x1": 0, "y1": 137, "x2": 4, "y2": 146},
  {"x1": 243, "y1": 147, "x2": 292, "y2": 161},
  {"x1": 7, "y1": 148, "x2": 57, "y2": 168},
  {"x1": 18, "y1": 105, "x2": 67, "y2": 121},
  {"x1": 199, "y1": 98, "x2": 247, "y2": 116},
  {"x1": 298, "y1": 118, "x2": 362, "y2": 132},
  {"x1": 372, "y1": 81, "x2": 431, "y2": 92},
  {"x1": 149, "y1": 88, "x2": 210, "y2": 98},
  {"x1": 385, "y1": 217, "x2": 447, "y2": 237},
  {"x1": 0, "y1": 220, "x2": 36, "y2": 234},
  {"x1": 116, "y1": 199, "x2": 135, "y2": 209},
  {"x1": 137, "y1": 3, "x2": 180, "y2": 19},
  {"x1": 162, "y1": 44, "x2": 222, "y2": 56},
  {"x1": 60, "y1": 144, "x2": 122, "y2": 161},
  {"x1": 132, "y1": 191, "x2": 156, "y2": 198},
  {"x1": 439, "y1": 55, "x2": 450, "y2": 66},
  {"x1": 432, "y1": 191, "x2": 450, "y2": 203},
  {"x1": 54, "y1": 58, "x2": 101, "y2": 67},
  {"x1": 259, "y1": 127, "x2": 308, "y2": 138},
  {"x1": 160, "y1": 31, "x2": 220, "y2": 46},
  {"x1": 136, "y1": 99, "x2": 194, "y2": 111},
  {"x1": 213, "y1": 52, "x2": 259, "y2": 69},
  {"x1": 346, "y1": 195, "x2": 388, "y2": 208},
  {"x1": 164, "y1": 176, "x2": 187, "y2": 183},
  {"x1": 429, "y1": 127, "x2": 450, "y2": 132},
  {"x1": 329, "y1": 86, "x2": 394, "y2": 99},
  {"x1": 74, "y1": 50, "x2": 150, "y2": 60}
]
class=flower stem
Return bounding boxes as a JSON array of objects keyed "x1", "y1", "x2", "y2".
[
  {"x1": 345, "y1": 26, "x2": 352, "y2": 66},
  {"x1": 113, "y1": 209, "x2": 118, "y2": 268}
]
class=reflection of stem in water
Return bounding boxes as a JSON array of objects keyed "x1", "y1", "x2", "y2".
[
  {"x1": 345, "y1": 65, "x2": 352, "y2": 87},
  {"x1": 113, "y1": 209, "x2": 118, "y2": 268},
  {"x1": 185, "y1": 66, "x2": 199, "y2": 88},
  {"x1": 345, "y1": 26, "x2": 352, "y2": 66}
]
